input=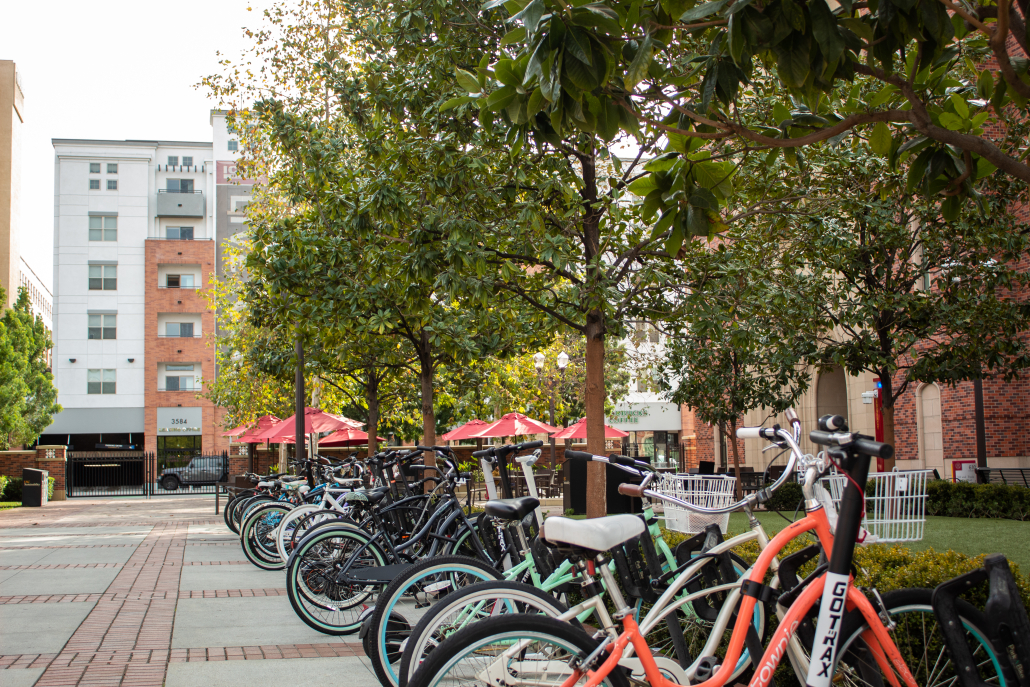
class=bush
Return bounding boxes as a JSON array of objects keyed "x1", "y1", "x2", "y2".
[
  {"x1": 2, "y1": 477, "x2": 22, "y2": 502},
  {"x1": 927, "y1": 480, "x2": 1030, "y2": 521},
  {"x1": 764, "y1": 481, "x2": 804, "y2": 512},
  {"x1": 47, "y1": 476, "x2": 54, "y2": 501},
  {"x1": 0, "y1": 475, "x2": 8, "y2": 498}
]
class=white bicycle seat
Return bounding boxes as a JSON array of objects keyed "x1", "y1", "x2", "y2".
[{"x1": 540, "y1": 514, "x2": 645, "y2": 552}]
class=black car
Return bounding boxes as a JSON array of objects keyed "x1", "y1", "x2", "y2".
[{"x1": 159, "y1": 456, "x2": 227, "y2": 491}]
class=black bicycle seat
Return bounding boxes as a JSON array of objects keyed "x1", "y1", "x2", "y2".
[{"x1": 484, "y1": 497, "x2": 539, "y2": 521}]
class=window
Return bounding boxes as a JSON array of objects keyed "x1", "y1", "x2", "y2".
[
  {"x1": 166, "y1": 364, "x2": 195, "y2": 371},
  {"x1": 166, "y1": 274, "x2": 195, "y2": 288},
  {"x1": 88, "y1": 265, "x2": 117, "y2": 290},
  {"x1": 87, "y1": 369, "x2": 116, "y2": 395},
  {"x1": 89, "y1": 163, "x2": 101, "y2": 174},
  {"x1": 227, "y1": 140, "x2": 238, "y2": 151},
  {"x1": 165, "y1": 374, "x2": 196, "y2": 391},
  {"x1": 165, "y1": 226, "x2": 194, "y2": 240},
  {"x1": 165, "y1": 322, "x2": 195, "y2": 337},
  {"x1": 88, "y1": 314, "x2": 117, "y2": 339},
  {"x1": 89, "y1": 216, "x2": 117, "y2": 241},
  {"x1": 107, "y1": 163, "x2": 118, "y2": 174},
  {"x1": 182, "y1": 156, "x2": 193, "y2": 167},
  {"x1": 89, "y1": 179, "x2": 100, "y2": 190},
  {"x1": 168, "y1": 156, "x2": 179, "y2": 166},
  {"x1": 107, "y1": 179, "x2": 118, "y2": 190},
  {"x1": 166, "y1": 178, "x2": 194, "y2": 193}
]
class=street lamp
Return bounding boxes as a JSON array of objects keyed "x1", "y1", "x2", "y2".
[
  {"x1": 557, "y1": 351, "x2": 569, "y2": 371},
  {"x1": 533, "y1": 352, "x2": 545, "y2": 371},
  {"x1": 535, "y1": 351, "x2": 569, "y2": 470}
]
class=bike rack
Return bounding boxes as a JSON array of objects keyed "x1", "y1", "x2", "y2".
[{"x1": 932, "y1": 553, "x2": 1030, "y2": 687}]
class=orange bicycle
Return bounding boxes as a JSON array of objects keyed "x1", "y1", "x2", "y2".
[{"x1": 406, "y1": 413, "x2": 980, "y2": 687}]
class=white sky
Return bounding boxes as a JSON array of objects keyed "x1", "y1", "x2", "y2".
[{"x1": 3, "y1": 0, "x2": 275, "y2": 291}]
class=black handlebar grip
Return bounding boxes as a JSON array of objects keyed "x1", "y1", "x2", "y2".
[
  {"x1": 809, "y1": 430, "x2": 836, "y2": 447},
  {"x1": 609, "y1": 454, "x2": 638, "y2": 468},
  {"x1": 471, "y1": 448, "x2": 494, "y2": 458},
  {"x1": 564, "y1": 450, "x2": 593, "y2": 461},
  {"x1": 459, "y1": 472, "x2": 472, "y2": 480},
  {"x1": 854, "y1": 438, "x2": 894, "y2": 459},
  {"x1": 519, "y1": 440, "x2": 544, "y2": 450},
  {"x1": 818, "y1": 414, "x2": 848, "y2": 432}
]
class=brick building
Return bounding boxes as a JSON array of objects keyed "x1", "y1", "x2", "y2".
[{"x1": 41, "y1": 112, "x2": 252, "y2": 458}]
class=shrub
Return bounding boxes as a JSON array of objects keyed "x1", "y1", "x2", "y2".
[
  {"x1": 764, "y1": 481, "x2": 804, "y2": 512},
  {"x1": 47, "y1": 476, "x2": 55, "y2": 501},
  {"x1": 2, "y1": 477, "x2": 22, "y2": 502},
  {"x1": 0, "y1": 475, "x2": 8, "y2": 498},
  {"x1": 926, "y1": 480, "x2": 1030, "y2": 521}
]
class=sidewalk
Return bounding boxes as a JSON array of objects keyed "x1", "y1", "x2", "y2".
[{"x1": 0, "y1": 497, "x2": 379, "y2": 687}]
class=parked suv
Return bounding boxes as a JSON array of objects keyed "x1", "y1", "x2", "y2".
[{"x1": 159, "y1": 456, "x2": 227, "y2": 491}]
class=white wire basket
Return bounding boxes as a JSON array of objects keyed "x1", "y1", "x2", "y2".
[
  {"x1": 656, "y1": 473, "x2": 737, "y2": 534},
  {"x1": 820, "y1": 469, "x2": 933, "y2": 542}
]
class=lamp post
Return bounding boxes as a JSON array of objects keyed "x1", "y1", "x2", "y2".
[{"x1": 535, "y1": 351, "x2": 569, "y2": 470}]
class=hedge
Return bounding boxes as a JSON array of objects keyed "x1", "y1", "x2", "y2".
[
  {"x1": 1, "y1": 476, "x2": 55, "y2": 502},
  {"x1": 926, "y1": 480, "x2": 1030, "y2": 521}
]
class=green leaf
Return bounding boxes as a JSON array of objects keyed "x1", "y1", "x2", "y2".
[
  {"x1": 625, "y1": 33, "x2": 653, "y2": 90},
  {"x1": 990, "y1": 77, "x2": 1008, "y2": 113},
  {"x1": 687, "y1": 204, "x2": 709, "y2": 236},
  {"x1": 486, "y1": 85, "x2": 519, "y2": 111},
  {"x1": 949, "y1": 93, "x2": 969, "y2": 119},
  {"x1": 628, "y1": 175, "x2": 660, "y2": 196},
  {"x1": 937, "y1": 112, "x2": 965, "y2": 130},
  {"x1": 494, "y1": 59, "x2": 519, "y2": 86},
  {"x1": 650, "y1": 209, "x2": 676, "y2": 239},
  {"x1": 907, "y1": 148, "x2": 934, "y2": 193},
  {"x1": 512, "y1": 0, "x2": 546, "y2": 33},
  {"x1": 641, "y1": 188, "x2": 664, "y2": 220},
  {"x1": 869, "y1": 122, "x2": 892, "y2": 156},
  {"x1": 440, "y1": 95, "x2": 479, "y2": 111},
  {"x1": 976, "y1": 70, "x2": 995, "y2": 100},
  {"x1": 680, "y1": 0, "x2": 729, "y2": 22},
  {"x1": 776, "y1": 34, "x2": 810, "y2": 88},
  {"x1": 483, "y1": 0, "x2": 508, "y2": 9},
  {"x1": 665, "y1": 223, "x2": 685, "y2": 255},
  {"x1": 689, "y1": 186, "x2": 719, "y2": 210},
  {"x1": 571, "y1": 3, "x2": 622, "y2": 34},
  {"x1": 500, "y1": 26, "x2": 527, "y2": 47},
  {"x1": 975, "y1": 157, "x2": 997, "y2": 179},
  {"x1": 772, "y1": 101, "x2": 791, "y2": 127},
  {"x1": 644, "y1": 151, "x2": 680, "y2": 172},
  {"x1": 868, "y1": 85, "x2": 899, "y2": 107},
  {"x1": 941, "y1": 195, "x2": 960, "y2": 221},
  {"x1": 456, "y1": 68, "x2": 482, "y2": 93},
  {"x1": 728, "y1": 13, "x2": 745, "y2": 65},
  {"x1": 839, "y1": 17, "x2": 873, "y2": 43},
  {"x1": 808, "y1": 0, "x2": 844, "y2": 65}
]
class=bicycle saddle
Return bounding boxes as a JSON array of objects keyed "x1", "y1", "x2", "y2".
[
  {"x1": 484, "y1": 497, "x2": 539, "y2": 521},
  {"x1": 345, "y1": 486, "x2": 390, "y2": 504},
  {"x1": 540, "y1": 514, "x2": 645, "y2": 553}
]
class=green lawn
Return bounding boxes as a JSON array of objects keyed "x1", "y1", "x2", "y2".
[
  {"x1": 0, "y1": 501, "x2": 21, "y2": 510},
  {"x1": 726, "y1": 511, "x2": 1030, "y2": 569}
]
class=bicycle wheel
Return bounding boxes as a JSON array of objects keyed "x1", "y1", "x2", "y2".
[
  {"x1": 286, "y1": 523, "x2": 389, "y2": 634},
  {"x1": 407, "y1": 615, "x2": 630, "y2": 687},
  {"x1": 236, "y1": 495, "x2": 273, "y2": 531},
  {"x1": 223, "y1": 490, "x2": 251, "y2": 533},
  {"x1": 240, "y1": 502, "x2": 292, "y2": 570},
  {"x1": 366, "y1": 556, "x2": 504, "y2": 687},
  {"x1": 398, "y1": 580, "x2": 570, "y2": 687},
  {"x1": 829, "y1": 587, "x2": 1003, "y2": 687},
  {"x1": 275, "y1": 504, "x2": 324, "y2": 561}
]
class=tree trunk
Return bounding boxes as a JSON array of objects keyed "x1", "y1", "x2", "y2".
[
  {"x1": 729, "y1": 417, "x2": 743, "y2": 499},
  {"x1": 584, "y1": 314, "x2": 606, "y2": 518},
  {"x1": 366, "y1": 369, "x2": 380, "y2": 458},
  {"x1": 418, "y1": 330, "x2": 436, "y2": 485},
  {"x1": 879, "y1": 370, "x2": 896, "y2": 471}
]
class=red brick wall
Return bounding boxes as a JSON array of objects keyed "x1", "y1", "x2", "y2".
[
  {"x1": 144, "y1": 239, "x2": 230, "y2": 456},
  {"x1": 0, "y1": 451, "x2": 36, "y2": 480}
]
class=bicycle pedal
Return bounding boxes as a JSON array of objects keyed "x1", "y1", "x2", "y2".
[{"x1": 693, "y1": 656, "x2": 721, "y2": 681}]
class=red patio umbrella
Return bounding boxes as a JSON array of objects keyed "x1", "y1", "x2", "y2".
[
  {"x1": 252, "y1": 407, "x2": 361, "y2": 442},
  {"x1": 235, "y1": 415, "x2": 283, "y2": 444},
  {"x1": 318, "y1": 428, "x2": 387, "y2": 446},
  {"x1": 440, "y1": 419, "x2": 490, "y2": 442},
  {"x1": 470, "y1": 412, "x2": 561, "y2": 438},
  {"x1": 223, "y1": 423, "x2": 250, "y2": 438},
  {"x1": 551, "y1": 417, "x2": 629, "y2": 441}
]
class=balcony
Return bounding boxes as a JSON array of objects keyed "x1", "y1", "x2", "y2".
[{"x1": 156, "y1": 190, "x2": 204, "y2": 218}]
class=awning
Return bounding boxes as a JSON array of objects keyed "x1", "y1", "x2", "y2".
[{"x1": 43, "y1": 407, "x2": 145, "y2": 435}]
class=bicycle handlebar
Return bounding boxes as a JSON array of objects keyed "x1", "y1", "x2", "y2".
[
  {"x1": 618, "y1": 483, "x2": 646, "y2": 498},
  {"x1": 809, "y1": 431, "x2": 894, "y2": 459},
  {"x1": 471, "y1": 439, "x2": 545, "y2": 459}
]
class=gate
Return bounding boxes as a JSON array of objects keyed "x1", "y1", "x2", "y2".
[
  {"x1": 67, "y1": 452, "x2": 148, "y2": 498},
  {"x1": 153, "y1": 452, "x2": 229, "y2": 495},
  {"x1": 66, "y1": 451, "x2": 229, "y2": 497}
]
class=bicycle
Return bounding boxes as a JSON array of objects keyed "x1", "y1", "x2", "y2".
[{"x1": 405, "y1": 415, "x2": 1009, "y2": 687}]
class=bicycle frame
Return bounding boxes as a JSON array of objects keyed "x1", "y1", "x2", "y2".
[{"x1": 577, "y1": 505, "x2": 919, "y2": 687}]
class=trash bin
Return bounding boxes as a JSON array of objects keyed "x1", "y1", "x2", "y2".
[{"x1": 22, "y1": 468, "x2": 49, "y2": 507}]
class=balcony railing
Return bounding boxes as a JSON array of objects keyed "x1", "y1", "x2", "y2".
[
  {"x1": 157, "y1": 285, "x2": 201, "y2": 289},
  {"x1": 156, "y1": 190, "x2": 204, "y2": 218},
  {"x1": 156, "y1": 189, "x2": 203, "y2": 194},
  {"x1": 157, "y1": 334, "x2": 203, "y2": 338},
  {"x1": 159, "y1": 387, "x2": 202, "y2": 392}
]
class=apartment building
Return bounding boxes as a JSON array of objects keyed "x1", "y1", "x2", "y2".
[{"x1": 42, "y1": 112, "x2": 254, "y2": 456}]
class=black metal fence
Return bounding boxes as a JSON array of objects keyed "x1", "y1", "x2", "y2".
[{"x1": 66, "y1": 451, "x2": 229, "y2": 498}]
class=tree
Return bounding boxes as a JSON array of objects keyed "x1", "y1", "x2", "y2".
[
  {"x1": 776, "y1": 152, "x2": 1030, "y2": 464},
  {"x1": 0, "y1": 288, "x2": 60, "y2": 449},
  {"x1": 658, "y1": 239, "x2": 817, "y2": 495},
  {"x1": 466, "y1": 0, "x2": 1030, "y2": 226}
]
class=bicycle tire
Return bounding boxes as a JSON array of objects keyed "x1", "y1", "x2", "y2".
[
  {"x1": 240, "y1": 502, "x2": 293, "y2": 570},
  {"x1": 367, "y1": 556, "x2": 503, "y2": 687},
  {"x1": 398, "y1": 580, "x2": 570, "y2": 687},
  {"x1": 235, "y1": 495, "x2": 273, "y2": 531},
  {"x1": 223, "y1": 489, "x2": 251, "y2": 533},
  {"x1": 286, "y1": 523, "x2": 389, "y2": 634},
  {"x1": 275, "y1": 504, "x2": 325, "y2": 561},
  {"x1": 406, "y1": 614, "x2": 630, "y2": 687},
  {"x1": 831, "y1": 587, "x2": 1003, "y2": 687}
]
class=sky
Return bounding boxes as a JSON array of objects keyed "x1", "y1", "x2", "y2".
[{"x1": 3, "y1": 0, "x2": 275, "y2": 291}]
